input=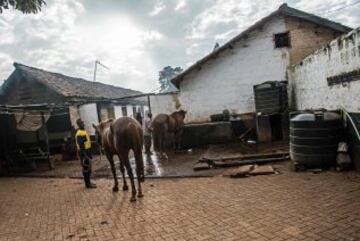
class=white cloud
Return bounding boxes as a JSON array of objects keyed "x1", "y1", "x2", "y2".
[
  {"x1": 142, "y1": 31, "x2": 163, "y2": 41},
  {"x1": 187, "y1": 0, "x2": 282, "y2": 40},
  {"x1": 175, "y1": 0, "x2": 187, "y2": 12},
  {"x1": 1, "y1": 0, "x2": 359, "y2": 91},
  {"x1": 0, "y1": 0, "x2": 86, "y2": 83},
  {"x1": 149, "y1": 1, "x2": 166, "y2": 17},
  {"x1": 187, "y1": 0, "x2": 360, "y2": 41},
  {"x1": 185, "y1": 43, "x2": 199, "y2": 55},
  {"x1": 0, "y1": 53, "x2": 12, "y2": 82},
  {"x1": 214, "y1": 29, "x2": 238, "y2": 40},
  {"x1": 295, "y1": 0, "x2": 349, "y2": 14},
  {"x1": 0, "y1": 0, "x2": 164, "y2": 91},
  {"x1": 0, "y1": 19, "x2": 14, "y2": 45},
  {"x1": 294, "y1": 0, "x2": 360, "y2": 28}
]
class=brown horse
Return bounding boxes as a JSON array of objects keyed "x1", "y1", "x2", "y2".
[
  {"x1": 152, "y1": 110, "x2": 187, "y2": 157},
  {"x1": 92, "y1": 117, "x2": 144, "y2": 202}
]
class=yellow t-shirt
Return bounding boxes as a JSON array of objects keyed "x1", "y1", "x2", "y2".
[{"x1": 75, "y1": 129, "x2": 91, "y2": 150}]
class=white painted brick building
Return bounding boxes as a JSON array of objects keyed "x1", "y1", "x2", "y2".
[{"x1": 171, "y1": 4, "x2": 350, "y2": 123}]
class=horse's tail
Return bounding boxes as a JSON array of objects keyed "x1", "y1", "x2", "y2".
[
  {"x1": 127, "y1": 122, "x2": 145, "y2": 182},
  {"x1": 110, "y1": 122, "x2": 114, "y2": 135}
]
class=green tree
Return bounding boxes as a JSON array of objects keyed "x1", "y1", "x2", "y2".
[
  {"x1": 159, "y1": 66, "x2": 182, "y2": 92},
  {"x1": 0, "y1": 0, "x2": 46, "y2": 14}
]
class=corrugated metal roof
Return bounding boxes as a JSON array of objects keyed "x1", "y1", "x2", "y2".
[{"x1": 12, "y1": 63, "x2": 142, "y2": 100}]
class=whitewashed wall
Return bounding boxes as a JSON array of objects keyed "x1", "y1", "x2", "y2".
[
  {"x1": 114, "y1": 105, "x2": 124, "y2": 118},
  {"x1": 126, "y1": 105, "x2": 133, "y2": 118},
  {"x1": 288, "y1": 28, "x2": 360, "y2": 112},
  {"x1": 79, "y1": 103, "x2": 98, "y2": 135},
  {"x1": 179, "y1": 17, "x2": 290, "y2": 123},
  {"x1": 114, "y1": 104, "x2": 148, "y2": 119},
  {"x1": 144, "y1": 106, "x2": 149, "y2": 116},
  {"x1": 150, "y1": 93, "x2": 180, "y2": 117}
]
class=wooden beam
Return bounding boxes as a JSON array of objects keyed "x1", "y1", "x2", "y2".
[
  {"x1": 41, "y1": 112, "x2": 52, "y2": 169},
  {"x1": 147, "y1": 95, "x2": 152, "y2": 114}
]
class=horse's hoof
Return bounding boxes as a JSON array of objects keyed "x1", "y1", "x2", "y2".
[
  {"x1": 123, "y1": 185, "x2": 129, "y2": 191},
  {"x1": 138, "y1": 193, "x2": 144, "y2": 198},
  {"x1": 112, "y1": 186, "x2": 119, "y2": 192},
  {"x1": 130, "y1": 197, "x2": 136, "y2": 202}
]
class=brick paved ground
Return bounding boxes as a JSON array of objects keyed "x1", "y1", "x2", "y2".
[{"x1": 1, "y1": 171, "x2": 360, "y2": 241}]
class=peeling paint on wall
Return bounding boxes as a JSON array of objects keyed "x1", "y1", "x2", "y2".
[
  {"x1": 288, "y1": 28, "x2": 360, "y2": 112},
  {"x1": 69, "y1": 105, "x2": 80, "y2": 128},
  {"x1": 172, "y1": 94, "x2": 181, "y2": 110}
]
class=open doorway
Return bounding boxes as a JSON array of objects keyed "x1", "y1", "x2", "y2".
[{"x1": 269, "y1": 114, "x2": 283, "y2": 141}]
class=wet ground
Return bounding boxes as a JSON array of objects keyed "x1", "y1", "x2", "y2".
[
  {"x1": 17, "y1": 141, "x2": 289, "y2": 178},
  {"x1": 95, "y1": 148, "x2": 225, "y2": 178}
]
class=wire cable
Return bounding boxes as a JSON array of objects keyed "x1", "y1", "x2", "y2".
[{"x1": 323, "y1": 0, "x2": 360, "y2": 15}]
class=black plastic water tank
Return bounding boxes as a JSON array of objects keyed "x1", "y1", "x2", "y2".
[{"x1": 290, "y1": 111, "x2": 343, "y2": 168}]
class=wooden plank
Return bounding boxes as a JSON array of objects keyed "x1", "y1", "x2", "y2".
[
  {"x1": 200, "y1": 151, "x2": 289, "y2": 162},
  {"x1": 41, "y1": 112, "x2": 52, "y2": 169}
]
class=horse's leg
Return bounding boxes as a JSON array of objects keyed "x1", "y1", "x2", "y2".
[
  {"x1": 107, "y1": 153, "x2": 119, "y2": 192},
  {"x1": 119, "y1": 159, "x2": 129, "y2": 191},
  {"x1": 134, "y1": 148, "x2": 144, "y2": 198},
  {"x1": 123, "y1": 154, "x2": 137, "y2": 202},
  {"x1": 154, "y1": 131, "x2": 161, "y2": 156},
  {"x1": 175, "y1": 129, "x2": 183, "y2": 151},
  {"x1": 159, "y1": 130, "x2": 167, "y2": 159},
  {"x1": 159, "y1": 131, "x2": 163, "y2": 156},
  {"x1": 173, "y1": 131, "x2": 178, "y2": 152}
]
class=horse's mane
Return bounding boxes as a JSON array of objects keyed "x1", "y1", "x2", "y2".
[
  {"x1": 99, "y1": 119, "x2": 113, "y2": 129},
  {"x1": 170, "y1": 110, "x2": 186, "y2": 117}
]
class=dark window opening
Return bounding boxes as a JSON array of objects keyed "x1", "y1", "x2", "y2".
[{"x1": 274, "y1": 32, "x2": 290, "y2": 48}]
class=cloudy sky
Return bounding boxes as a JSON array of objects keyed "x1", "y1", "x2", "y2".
[{"x1": 0, "y1": 0, "x2": 359, "y2": 92}]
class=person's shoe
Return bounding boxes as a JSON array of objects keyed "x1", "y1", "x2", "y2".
[{"x1": 85, "y1": 183, "x2": 97, "y2": 189}]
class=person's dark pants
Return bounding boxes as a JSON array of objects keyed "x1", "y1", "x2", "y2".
[
  {"x1": 80, "y1": 149, "x2": 92, "y2": 187},
  {"x1": 144, "y1": 134, "x2": 152, "y2": 154}
]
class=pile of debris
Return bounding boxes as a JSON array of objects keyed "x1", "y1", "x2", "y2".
[
  {"x1": 224, "y1": 164, "x2": 278, "y2": 178},
  {"x1": 193, "y1": 151, "x2": 289, "y2": 171}
]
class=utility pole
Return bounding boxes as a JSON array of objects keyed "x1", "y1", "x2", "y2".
[{"x1": 93, "y1": 60, "x2": 110, "y2": 82}]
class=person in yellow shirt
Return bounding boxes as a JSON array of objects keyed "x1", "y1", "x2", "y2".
[{"x1": 75, "y1": 118, "x2": 96, "y2": 189}]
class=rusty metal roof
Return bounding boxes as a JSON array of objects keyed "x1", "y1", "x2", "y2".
[{"x1": 11, "y1": 63, "x2": 142, "y2": 100}]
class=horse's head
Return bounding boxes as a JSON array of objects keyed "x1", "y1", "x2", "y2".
[
  {"x1": 169, "y1": 110, "x2": 187, "y2": 130},
  {"x1": 172, "y1": 110, "x2": 187, "y2": 120},
  {"x1": 92, "y1": 119, "x2": 113, "y2": 148}
]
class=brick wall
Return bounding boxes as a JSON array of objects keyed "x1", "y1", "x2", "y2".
[{"x1": 285, "y1": 16, "x2": 343, "y2": 65}]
